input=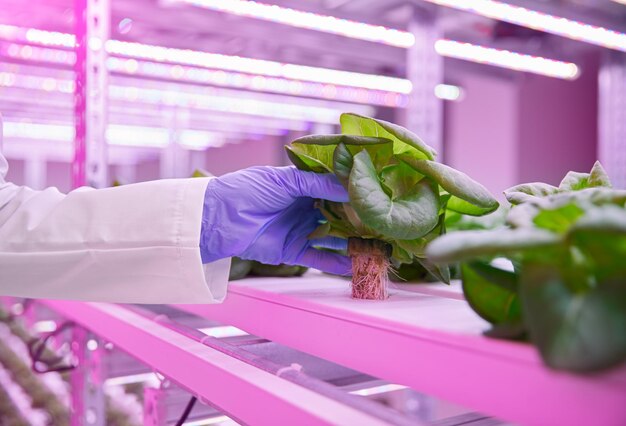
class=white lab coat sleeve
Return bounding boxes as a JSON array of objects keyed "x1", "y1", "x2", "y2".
[{"x1": 0, "y1": 152, "x2": 231, "y2": 304}]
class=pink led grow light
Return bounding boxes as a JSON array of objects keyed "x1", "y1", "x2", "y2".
[
  {"x1": 174, "y1": 0, "x2": 415, "y2": 47},
  {"x1": 435, "y1": 40, "x2": 580, "y2": 80},
  {"x1": 424, "y1": 0, "x2": 626, "y2": 52}
]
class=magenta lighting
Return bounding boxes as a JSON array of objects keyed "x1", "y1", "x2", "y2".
[
  {"x1": 174, "y1": 0, "x2": 626, "y2": 52},
  {"x1": 0, "y1": 25, "x2": 411, "y2": 106},
  {"x1": 423, "y1": 0, "x2": 626, "y2": 52},
  {"x1": 435, "y1": 40, "x2": 580, "y2": 80},
  {"x1": 174, "y1": 0, "x2": 415, "y2": 47}
]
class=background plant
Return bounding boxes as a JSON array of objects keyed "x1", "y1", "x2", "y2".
[{"x1": 427, "y1": 162, "x2": 626, "y2": 372}]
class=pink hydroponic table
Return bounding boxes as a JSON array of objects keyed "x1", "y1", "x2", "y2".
[{"x1": 176, "y1": 272, "x2": 626, "y2": 426}]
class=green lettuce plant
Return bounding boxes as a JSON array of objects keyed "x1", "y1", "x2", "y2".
[
  {"x1": 390, "y1": 206, "x2": 509, "y2": 283},
  {"x1": 427, "y1": 162, "x2": 626, "y2": 372},
  {"x1": 228, "y1": 257, "x2": 307, "y2": 281},
  {"x1": 285, "y1": 113, "x2": 498, "y2": 299}
]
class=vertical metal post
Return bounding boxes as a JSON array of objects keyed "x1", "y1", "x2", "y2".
[
  {"x1": 70, "y1": 328, "x2": 107, "y2": 426},
  {"x1": 24, "y1": 157, "x2": 47, "y2": 190},
  {"x1": 599, "y1": 51, "x2": 626, "y2": 189},
  {"x1": 73, "y1": 0, "x2": 109, "y2": 189},
  {"x1": 143, "y1": 387, "x2": 167, "y2": 426},
  {"x1": 404, "y1": 6, "x2": 443, "y2": 157}
]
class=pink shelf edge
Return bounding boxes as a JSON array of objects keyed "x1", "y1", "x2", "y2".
[{"x1": 175, "y1": 274, "x2": 626, "y2": 426}]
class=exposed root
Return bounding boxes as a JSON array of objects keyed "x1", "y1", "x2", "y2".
[{"x1": 348, "y1": 238, "x2": 391, "y2": 300}]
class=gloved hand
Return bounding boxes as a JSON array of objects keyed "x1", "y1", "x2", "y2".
[{"x1": 200, "y1": 166, "x2": 351, "y2": 275}]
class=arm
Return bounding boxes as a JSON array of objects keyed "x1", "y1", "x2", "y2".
[
  {"x1": 0, "y1": 118, "x2": 350, "y2": 303},
  {"x1": 0, "y1": 152, "x2": 230, "y2": 304}
]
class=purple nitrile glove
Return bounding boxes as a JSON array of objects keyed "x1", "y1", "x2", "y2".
[{"x1": 200, "y1": 166, "x2": 351, "y2": 276}]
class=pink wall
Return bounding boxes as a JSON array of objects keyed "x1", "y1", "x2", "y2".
[
  {"x1": 202, "y1": 136, "x2": 287, "y2": 176},
  {"x1": 518, "y1": 53, "x2": 599, "y2": 185},
  {"x1": 47, "y1": 161, "x2": 72, "y2": 193},
  {"x1": 4, "y1": 158, "x2": 24, "y2": 186},
  {"x1": 445, "y1": 70, "x2": 520, "y2": 199},
  {"x1": 445, "y1": 56, "x2": 598, "y2": 196}
]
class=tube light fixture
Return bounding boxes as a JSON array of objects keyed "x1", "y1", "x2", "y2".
[
  {"x1": 0, "y1": 24, "x2": 412, "y2": 94},
  {"x1": 104, "y1": 372, "x2": 161, "y2": 387},
  {"x1": 32, "y1": 320, "x2": 58, "y2": 333},
  {"x1": 349, "y1": 383, "x2": 407, "y2": 396},
  {"x1": 175, "y1": 0, "x2": 415, "y2": 48},
  {"x1": 0, "y1": 70, "x2": 375, "y2": 123},
  {"x1": 423, "y1": 0, "x2": 626, "y2": 52},
  {"x1": 3, "y1": 122, "x2": 74, "y2": 142},
  {"x1": 105, "y1": 57, "x2": 407, "y2": 107},
  {"x1": 105, "y1": 40, "x2": 412, "y2": 94},
  {"x1": 434, "y1": 83, "x2": 463, "y2": 101},
  {"x1": 0, "y1": 36, "x2": 409, "y2": 106},
  {"x1": 183, "y1": 416, "x2": 234, "y2": 426},
  {"x1": 2, "y1": 121, "x2": 224, "y2": 149},
  {"x1": 611, "y1": 0, "x2": 626, "y2": 5},
  {"x1": 435, "y1": 40, "x2": 580, "y2": 80},
  {"x1": 198, "y1": 326, "x2": 248, "y2": 338}
]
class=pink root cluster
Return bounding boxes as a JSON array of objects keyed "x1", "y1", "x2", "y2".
[{"x1": 348, "y1": 238, "x2": 391, "y2": 300}]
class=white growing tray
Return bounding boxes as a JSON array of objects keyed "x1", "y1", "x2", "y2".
[{"x1": 176, "y1": 272, "x2": 626, "y2": 426}]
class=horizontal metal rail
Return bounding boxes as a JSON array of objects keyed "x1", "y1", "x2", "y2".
[{"x1": 38, "y1": 300, "x2": 398, "y2": 426}]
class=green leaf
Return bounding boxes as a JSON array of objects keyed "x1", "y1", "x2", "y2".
[
  {"x1": 588, "y1": 161, "x2": 611, "y2": 188},
  {"x1": 333, "y1": 142, "x2": 353, "y2": 188},
  {"x1": 462, "y1": 262, "x2": 521, "y2": 324},
  {"x1": 567, "y1": 205, "x2": 626, "y2": 282},
  {"x1": 398, "y1": 156, "x2": 499, "y2": 216},
  {"x1": 390, "y1": 242, "x2": 414, "y2": 264},
  {"x1": 251, "y1": 262, "x2": 308, "y2": 277},
  {"x1": 417, "y1": 257, "x2": 451, "y2": 284},
  {"x1": 349, "y1": 150, "x2": 440, "y2": 240},
  {"x1": 340, "y1": 113, "x2": 436, "y2": 160},
  {"x1": 290, "y1": 134, "x2": 389, "y2": 173},
  {"x1": 446, "y1": 196, "x2": 496, "y2": 216},
  {"x1": 484, "y1": 323, "x2": 527, "y2": 340},
  {"x1": 380, "y1": 162, "x2": 423, "y2": 199},
  {"x1": 506, "y1": 203, "x2": 541, "y2": 228},
  {"x1": 308, "y1": 222, "x2": 330, "y2": 239},
  {"x1": 396, "y1": 238, "x2": 429, "y2": 258},
  {"x1": 229, "y1": 257, "x2": 253, "y2": 281},
  {"x1": 389, "y1": 260, "x2": 428, "y2": 282},
  {"x1": 504, "y1": 182, "x2": 560, "y2": 205},
  {"x1": 330, "y1": 138, "x2": 394, "y2": 188},
  {"x1": 396, "y1": 213, "x2": 445, "y2": 258},
  {"x1": 445, "y1": 206, "x2": 508, "y2": 231},
  {"x1": 285, "y1": 145, "x2": 331, "y2": 173},
  {"x1": 316, "y1": 200, "x2": 359, "y2": 238},
  {"x1": 539, "y1": 187, "x2": 626, "y2": 208},
  {"x1": 520, "y1": 262, "x2": 626, "y2": 372},
  {"x1": 293, "y1": 134, "x2": 389, "y2": 147},
  {"x1": 191, "y1": 169, "x2": 211, "y2": 178},
  {"x1": 559, "y1": 171, "x2": 591, "y2": 191},
  {"x1": 342, "y1": 203, "x2": 380, "y2": 237},
  {"x1": 532, "y1": 203, "x2": 584, "y2": 234},
  {"x1": 426, "y1": 228, "x2": 561, "y2": 264}
]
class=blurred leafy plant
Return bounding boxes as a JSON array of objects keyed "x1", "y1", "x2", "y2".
[
  {"x1": 427, "y1": 162, "x2": 626, "y2": 372},
  {"x1": 228, "y1": 257, "x2": 307, "y2": 281}
]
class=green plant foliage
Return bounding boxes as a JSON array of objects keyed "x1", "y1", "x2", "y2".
[
  {"x1": 228, "y1": 258, "x2": 308, "y2": 280},
  {"x1": 286, "y1": 113, "x2": 498, "y2": 284},
  {"x1": 504, "y1": 161, "x2": 611, "y2": 205},
  {"x1": 229, "y1": 257, "x2": 254, "y2": 280},
  {"x1": 461, "y1": 262, "x2": 521, "y2": 325},
  {"x1": 427, "y1": 162, "x2": 626, "y2": 373}
]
